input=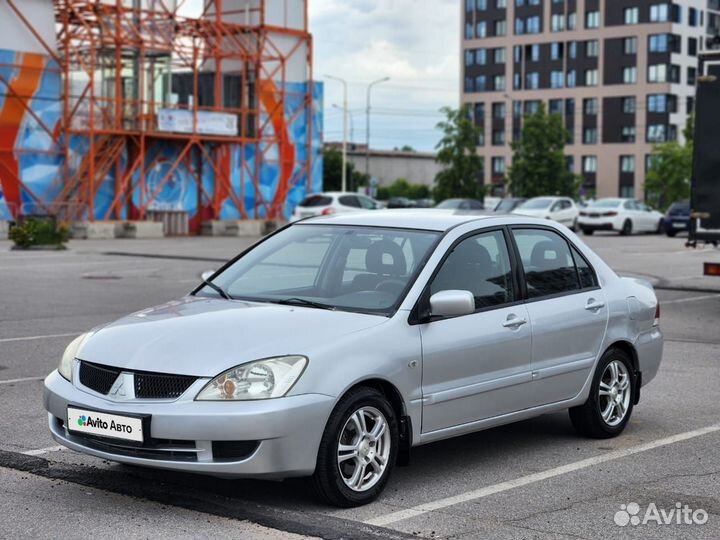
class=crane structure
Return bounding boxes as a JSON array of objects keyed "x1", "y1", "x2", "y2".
[{"x1": 0, "y1": 0, "x2": 321, "y2": 234}]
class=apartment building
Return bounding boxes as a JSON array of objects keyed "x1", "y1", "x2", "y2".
[{"x1": 462, "y1": 0, "x2": 717, "y2": 198}]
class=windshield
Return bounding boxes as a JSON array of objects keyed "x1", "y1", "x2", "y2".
[
  {"x1": 495, "y1": 199, "x2": 523, "y2": 212},
  {"x1": 588, "y1": 199, "x2": 622, "y2": 209},
  {"x1": 518, "y1": 198, "x2": 554, "y2": 210},
  {"x1": 197, "y1": 225, "x2": 440, "y2": 315}
]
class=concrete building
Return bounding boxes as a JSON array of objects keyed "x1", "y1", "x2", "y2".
[
  {"x1": 462, "y1": 0, "x2": 716, "y2": 199},
  {"x1": 325, "y1": 143, "x2": 442, "y2": 188}
]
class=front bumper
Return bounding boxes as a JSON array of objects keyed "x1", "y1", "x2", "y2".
[{"x1": 44, "y1": 370, "x2": 334, "y2": 478}]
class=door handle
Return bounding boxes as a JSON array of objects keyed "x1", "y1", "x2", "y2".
[
  {"x1": 585, "y1": 299, "x2": 605, "y2": 311},
  {"x1": 502, "y1": 316, "x2": 528, "y2": 329}
]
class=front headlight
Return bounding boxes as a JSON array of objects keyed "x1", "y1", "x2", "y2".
[
  {"x1": 195, "y1": 355, "x2": 308, "y2": 401},
  {"x1": 58, "y1": 333, "x2": 88, "y2": 382}
]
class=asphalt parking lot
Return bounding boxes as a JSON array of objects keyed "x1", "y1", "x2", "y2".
[{"x1": 1, "y1": 231, "x2": 719, "y2": 539}]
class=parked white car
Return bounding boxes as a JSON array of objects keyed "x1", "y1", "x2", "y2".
[
  {"x1": 291, "y1": 192, "x2": 381, "y2": 221},
  {"x1": 578, "y1": 199, "x2": 664, "y2": 236},
  {"x1": 511, "y1": 197, "x2": 579, "y2": 230}
]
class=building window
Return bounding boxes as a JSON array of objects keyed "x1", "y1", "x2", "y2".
[
  {"x1": 649, "y1": 4, "x2": 669, "y2": 22},
  {"x1": 586, "y1": 40, "x2": 599, "y2": 57},
  {"x1": 688, "y1": 67, "x2": 696, "y2": 86},
  {"x1": 474, "y1": 102, "x2": 485, "y2": 124},
  {"x1": 492, "y1": 128, "x2": 505, "y2": 145},
  {"x1": 583, "y1": 128, "x2": 598, "y2": 144},
  {"x1": 622, "y1": 96, "x2": 636, "y2": 113},
  {"x1": 648, "y1": 64, "x2": 667, "y2": 83},
  {"x1": 568, "y1": 41, "x2": 577, "y2": 59},
  {"x1": 477, "y1": 0, "x2": 488, "y2": 9},
  {"x1": 623, "y1": 37, "x2": 637, "y2": 55},
  {"x1": 689, "y1": 37, "x2": 697, "y2": 56},
  {"x1": 551, "y1": 13, "x2": 565, "y2": 32},
  {"x1": 475, "y1": 75, "x2": 487, "y2": 91},
  {"x1": 551, "y1": 71, "x2": 565, "y2": 88},
  {"x1": 492, "y1": 102, "x2": 506, "y2": 119},
  {"x1": 647, "y1": 124, "x2": 667, "y2": 142},
  {"x1": 527, "y1": 44, "x2": 540, "y2": 62},
  {"x1": 464, "y1": 77, "x2": 474, "y2": 92},
  {"x1": 476, "y1": 48, "x2": 487, "y2": 65},
  {"x1": 624, "y1": 7, "x2": 639, "y2": 25},
  {"x1": 525, "y1": 100, "x2": 541, "y2": 115},
  {"x1": 687, "y1": 96, "x2": 695, "y2": 115},
  {"x1": 495, "y1": 19, "x2": 507, "y2": 36},
  {"x1": 689, "y1": 7, "x2": 698, "y2": 27},
  {"x1": 620, "y1": 185, "x2": 635, "y2": 198},
  {"x1": 568, "y1": 12, "x2": 577, "y2": 30},
  {"x1": 566, "y1": 70, "x2": 577, "y2": 88},
  {"x1": 526, "y1": 72, "x2": 540, "y2": 89},
  {"x1": 465, "y1": 50, "x2": 475, "y2": 66},
  {"x1": 496, "y1": 0, "x2": 507, "y2": 7},
  {"x1": 550, "y1": 42, "x2": 563, "y2": 60},
  {"x1": 621, "y1": 126, "x2": 636, "y2": 143},
  {"x1": 585, "y1": 10, "x2": 600, "y2": 29},
  {"x1": 623, "y1": 66, "x2": 637, "y2": 84},
  {"x1": 585, "y1": 69, "x2": 598, "y2": 86},
  {"x1": 620, "y1": 155, "x2": 635, "y2": 173},
  {"x1": 583, "y1": 98, "x2": 598, "y2": 115},
  {"x1": 492, "y1": 157, "x2": 505, "y2": 174},
  {"x1": 515, "y1": 17, "x2": 525, "y2": 34},
  {"x1": 526, "y1": 16, "x2": 541, "y2": 34},
  {"x1": 494, "y1": 75, "x2": 506, "y2": 91},
  {"x1": 649, "y1": 34, "x2": 670, "y2": 53},
  {"x1": 494, "y1": 47, "x2": 506, "y2": 63},
  {"x1": 513, "y1": 100, "x2": 522, "y2": 117},
  {"x1": 465, "y1": 23, "x2": 474, "y2": 39},
  {"x1": 476, "y1": 21, "x2": 487, "y2": 37},
  {"x1": 513, "y1": 73, "x2": 521, "y2": 89},
  {"x1": 582, "y1": 156, "x2": 597, "y2": 173},
  {"x1": 513, "y1": 45, "x2": 522, "y2": 63},
  {"x1": 549, "y1": 99, "x2": 563, "y2": 115}
]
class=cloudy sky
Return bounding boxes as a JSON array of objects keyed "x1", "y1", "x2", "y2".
[{"x1": 310, "y1": 0, "x2": 460, "y2": 152}]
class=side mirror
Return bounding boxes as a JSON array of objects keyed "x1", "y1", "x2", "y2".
[
  {"x1": 201, "y1": 270, "x2": 215, "y2": 281},
  {"x1": 429, "y1": 290, "x2": 475, "y2": 318}
]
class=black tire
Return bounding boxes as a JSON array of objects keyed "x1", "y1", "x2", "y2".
[
  {"x1": 655, "y1": 220, "x2": 664, "y2": 234},
  {"x1": 582, "y1": 227, "x2": 594, "y2": 236},
  {"x1": 620, "y1": 219, "x2": 633, "y2": 236},
  {"x1": 569, "y1": 348, "x2": 635, "y2": 439},
  {"x1": 571, "y1": 218, "x2": 578, "y2": 232},
  {"x1": 311, "y1": 387, "x2": 398, "y2": 507},
  {"x1": 666, "y1": 229, "x2": 677, "y2": 237}
]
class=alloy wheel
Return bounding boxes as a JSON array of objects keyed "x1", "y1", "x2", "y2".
[
  {"x1": 598, "y1": 360, "x2": 631, "y2": 426},
  {"x1": 337, "y1": 406, "x2": 391, "y2": 492}
]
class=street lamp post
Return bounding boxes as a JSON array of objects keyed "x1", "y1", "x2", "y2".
[
  {"x1": 325, "y1": 75, "x2": 349, "y2": 192},
  {"x1": 332, "y1": 104, "x2": 354, "y2": 143},
  {"x1": 365, "y1": 77, "x2": 390, "y2": 177}
]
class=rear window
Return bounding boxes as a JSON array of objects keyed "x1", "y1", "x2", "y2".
[
  {"x1": 299, "y1": 195, "x2": 332, "y2": 207},
  {"x1": 589, "y1": 199, "x2": 622, "y2": 209},
  {"x1": 668, "y1": 201, "x2": 690, "y2": 212}
]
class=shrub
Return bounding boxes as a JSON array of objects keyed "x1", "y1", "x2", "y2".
[{"x1": 9, "y1": 218, "x2": 70, "y2": 249}]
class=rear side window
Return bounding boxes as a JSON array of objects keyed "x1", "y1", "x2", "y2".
[
  {"x1": 299, "y1": 195, "x2": 332, "y2": 207},
  {"x1": 571, "y1": 246, "x2": 598, "y2": 289},
  {"x1": 512, "y1": 228, "x2": 582, "y2": 299}
]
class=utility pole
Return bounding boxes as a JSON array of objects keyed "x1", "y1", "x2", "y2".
[
  {"x1": 325, "y1": 75, "x2": 348, "y2": 192},
  {"x1": 365, "y1": 77, "x2": 390, "y2": 178}
]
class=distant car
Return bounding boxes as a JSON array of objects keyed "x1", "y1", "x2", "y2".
[
  {"x1": 494, "y1": 197, "x2": 527, "y2": 214},
  {"x1": 578, "y1": 198, "x2": 664, "y2": 236},
  {"x1": 435, "y1": 198, "x2": 484, "y2": 211},
  {"x1": 664, "y1": 199, "x2": 690, "y2": 237},
  {"x1": 386, "y1": 197, "x2": 414, "y2": 209},
  {"x1": 291, "y1": 192, "x2": 381, "y2": 221},
  {"x1": 413, "y1": 198, "x2": 435, "y2": 208},
  {"x1": 512, "y1": 197, "x2": 579, "y2": 230}
]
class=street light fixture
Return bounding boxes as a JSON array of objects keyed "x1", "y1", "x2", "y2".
[
  {"x1": 324, "y1": 74, "x2": 349, "y2": 192},
  {"x1": 365, "y1": 76, "x2": 390, "y2": 177}
]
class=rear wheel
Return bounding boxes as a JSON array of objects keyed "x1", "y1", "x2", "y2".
[
  {"x1": 569, "y1": 349, "x2": 635, "y2": 439},
  {"x1": 655, "y1": 220, "x2": 664, "y2": 234},
  {"x1": 666, "y1": 229, "x2": 678, "y2": 237},
  {"x1": 620, "y1": 219, "x2": 633, "y2": 236},
  {"x1": 582, "y1": 227, "x2": 594, "y2": 236},
  {"x1": 311, "y1": 387, "x2": 398, "y2": 507}
]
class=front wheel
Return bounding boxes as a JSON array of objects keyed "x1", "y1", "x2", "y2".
[
  {"x1": 569, "y1": 349, "x2": 635, "y2": 439},
  {"x1": 311, "y1": 387, "x2": 398, "y2": 507},
  {"x1": 620, "y1": 219, "x2": 633, "y2": 236}
]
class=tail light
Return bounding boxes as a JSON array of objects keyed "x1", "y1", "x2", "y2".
[
  {"x1": 321, "y1": 207, "x2": 336, "y2": 216},
  {"x1": 603, "y1": 211, "x2": 618, "y2": 217},
  {"x1": 653, "y1": 303, "x2": 660, "y2": 326},
  {"x1": 704, "y1": 262, "x2": 720, "y2": 276}
]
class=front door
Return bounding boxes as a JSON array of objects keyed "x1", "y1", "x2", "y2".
[
  {"x1": 510, "y1": 227, "x2": 608, "y2": 406},
  {"x1": 420, "y1": 229, "x2": 534, "y2": 433}
]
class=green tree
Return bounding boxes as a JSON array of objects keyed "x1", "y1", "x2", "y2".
[
  {"x1": 507, "y1": 103, "x2": 578, "y2": 198},
  {"x1": 375, "y1": 178, "x2": 430, "y2": 200},
  {"x1": 644, "y1": 116, "x2": 693, "y2": 210},
  {"x1": 322, "y1": 148, "x2": 369, "y2": 192},
  {"x1": 433, "y1": 105, "x2": 484, "y2": 201}
]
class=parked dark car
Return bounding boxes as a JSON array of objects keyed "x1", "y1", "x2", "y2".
[
  {"x1": 413, "y1": 198, "x2": 435, "y2": 208},
  {"x1": 435, "y1": 198, "x2": 484, "y2": 210},
  {"x1": 386, "y1": 197, "x2": 415, "y2": 209},
  {"x1": 664, "y1": 199, "x2": 690, "y2": 237},
  {"x1": 493, "y1": 197, "x2": 527, "y2": 213}
]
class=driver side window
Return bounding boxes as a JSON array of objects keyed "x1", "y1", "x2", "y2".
[{"x1": 430, "y1": 230, "x2": 515, "y2": 310}]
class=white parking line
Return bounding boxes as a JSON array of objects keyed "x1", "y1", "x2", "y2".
[
  {"x1": 0, "y1": 332, "x2": 78, "y2": 344},
  {"x1": 366, "y1": 423, "x2": 720, "y2": 527},
  {"x1": 662, "y1": 294, "x2": 720, "y2": 305},
  {"x1": 21, "y1": 445, "x2": 65, "y2": 456},
  {"x1": 0, "y1": 376, "x2": 44, "y2": 385}
]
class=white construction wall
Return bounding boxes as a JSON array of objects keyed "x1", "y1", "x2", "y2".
[{"x1": 0, "y1": 0, "x2": 56, "y2": 55}]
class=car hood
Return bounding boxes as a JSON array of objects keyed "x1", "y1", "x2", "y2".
[{"x1": 77, "y1": 296, "x2": 387, "y2": 377}]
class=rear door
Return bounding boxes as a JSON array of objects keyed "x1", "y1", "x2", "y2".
[{"x1": 510, "y1": 227, "x2": 608, "y2": 406}]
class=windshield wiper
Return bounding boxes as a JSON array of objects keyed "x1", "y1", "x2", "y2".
[
  {"x1": 202, "y1": 279, "x2": 233, "y2": 300},
  {"x1": 271, "y1": 297, "x2": 336, "y2": 310}
]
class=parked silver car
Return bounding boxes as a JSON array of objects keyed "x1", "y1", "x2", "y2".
[{"x1": 44, "y1": 211, "x2": 663, "y2": 507}]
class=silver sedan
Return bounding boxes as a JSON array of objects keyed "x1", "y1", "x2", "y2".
[{"x1": 44, "y1": 211, "x2": 663, "y2": 507}]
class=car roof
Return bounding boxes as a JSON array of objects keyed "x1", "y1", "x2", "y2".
[{"x1": 299, "y1": 209, "x2": 549, "y2": 232}]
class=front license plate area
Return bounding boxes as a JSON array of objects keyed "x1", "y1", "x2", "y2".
[{"x1": 67, "y1": 406, "x2": 147, "y2": 444}]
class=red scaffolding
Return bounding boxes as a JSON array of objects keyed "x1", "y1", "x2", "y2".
[{"x1": 4, "y1": 0, "x2": 314, "y2": 230}]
